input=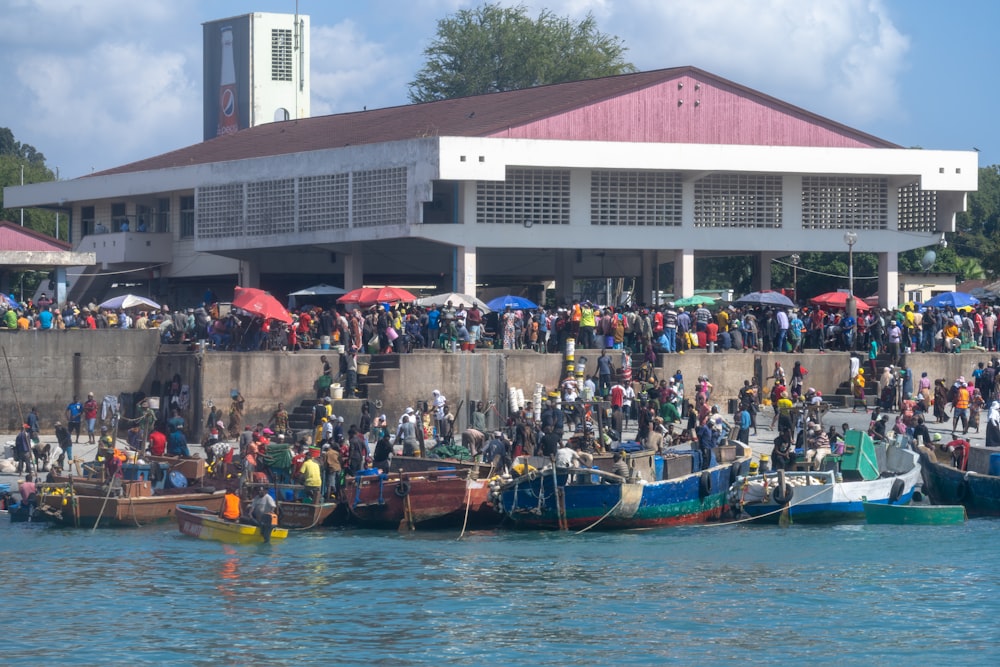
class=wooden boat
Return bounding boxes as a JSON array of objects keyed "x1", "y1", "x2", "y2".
[
  {"x1": 34, "y1": 478, "x2": 226, "y2": 528},
  {"x1": 494, "y1": 444, "x2": 752, "y2": 530},
  {"x1": 918, "y1": 443, "x2": 1000, "y2": 517},
  {"x1": 862, "y1": 501, "x2": 966, "y2": 525},
  {"x1": 241, "y1": 482, "x2": 339, "y2": 529},
  {"x1": 175, "y1": 504, "x2": 288, "y2": 544},
  {"x1": 344, "y1": 468, "x2": 497, "y2": 529},
  {"x1": 730, "y1": 431, "x2": 922, "y2": 524}
]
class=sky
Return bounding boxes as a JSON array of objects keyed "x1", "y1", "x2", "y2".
[{"x1": 1, "y1": 0, "x2": 998, "y2": 180}]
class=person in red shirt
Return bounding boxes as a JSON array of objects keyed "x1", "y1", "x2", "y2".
[
  {"x1": 706, "y1": 319, "x2": 719, "y2": 353},
  {"x1": 147, "y1": 428, "x2": 167, "y2": 457}
]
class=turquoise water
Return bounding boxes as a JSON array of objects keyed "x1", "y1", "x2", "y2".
[{"x1": 3, "y1": 520, "x2": 999, "y2": 666}]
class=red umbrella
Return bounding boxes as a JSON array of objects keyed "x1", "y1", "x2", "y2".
[
  {"x1": 337, "y1": 286, "x2": 417, "y2": 306},
  {"x1": 809, "y1": 291, "x2": 870, "y2": 312},
  {"x1": 232, "y1": 286, "x2": 293, "y2": 323}
]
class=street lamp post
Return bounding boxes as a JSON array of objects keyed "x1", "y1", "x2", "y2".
[
  {"x1": 790, "y1": 253, "x2": 800, "y2": 303},
  {"x1": 844, "y1": 231, "x2": 858, "y2": 322}
]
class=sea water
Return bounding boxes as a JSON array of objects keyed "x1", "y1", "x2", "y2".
[{"x1": 3, "y1": 520, "x2": 999, "y2": 666}]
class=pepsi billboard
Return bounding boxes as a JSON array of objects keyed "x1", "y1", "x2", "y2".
[{"x1": 203, "y1": 16, "x2": 251, "y2": 140}]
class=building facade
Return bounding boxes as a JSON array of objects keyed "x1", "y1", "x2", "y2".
[{"x1": 4, "y1": 67, "x2": 977, "y2": 309}]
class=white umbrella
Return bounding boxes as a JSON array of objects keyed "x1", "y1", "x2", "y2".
[
  {"x1": 415, "y1": 292, "x2": 492, "y2": 312},
  {"x1": 97, "y1": 294, "x2": 161, "y2": 310},
  {"x1": 288, "y1": 283, "x2": 347, "y2": 296}
]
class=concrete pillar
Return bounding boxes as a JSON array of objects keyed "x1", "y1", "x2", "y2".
[
  {"x1": 343, "y1": 242, "x2": 363, "y2": 291},
  {"x1": 673, "y1": 248, "x2": 694, "y2": 298},
  {"x1": 453, "y1": 245, "x2": 477, "y2": 294},
  {"x1": 640, "y1": 250, "x2": 656, "y2": 305},
  {"x1": 237, "y1": 260, "x2": 260, "y2": 288},
  {"x1": 54, "y1": 267, "x2": 67, "y2": 305},
  {"x1": 758, "y1": 252, "x2": 781, "y2": 292},
  {"x1": 878, "y1": 251, "x2": 899, "y2": 310},
  {"x1": 555, "y1": 249, "x2": 574, "y2": 305}
]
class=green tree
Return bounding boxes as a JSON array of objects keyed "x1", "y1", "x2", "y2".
[
  {"x1": 0, "y1": 127, "x2": 60, "y2": 240},
  {"x1": 408, "y1": 2, "x2": 636, "y2": 103}
]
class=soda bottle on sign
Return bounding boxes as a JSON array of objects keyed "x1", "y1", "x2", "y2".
[{"x1": 217, "y1": 26, "x2": 240, "y2": 136}]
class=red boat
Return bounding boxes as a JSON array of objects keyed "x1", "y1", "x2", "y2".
[{"x1": 344, "y1": 468, "x2": 497, "y2": 529}]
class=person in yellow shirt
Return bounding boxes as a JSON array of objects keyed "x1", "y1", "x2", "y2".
[
  {"x1": 943, "y1": 321, "x2": 961, "y2": 353},
  {"x1": 299, "y1": 454, "x2": 322, "y2": 504},
  {"x1": 579, "y1": 301, "x2": 596, "y2": 348},
  {"x1": 717, "y1": 308, "x2": 729, "y2": 333}
]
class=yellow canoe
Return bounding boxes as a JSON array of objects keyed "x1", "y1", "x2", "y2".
[{"x1": 175, "y1": 505, "x2": 288, "y2": 544}]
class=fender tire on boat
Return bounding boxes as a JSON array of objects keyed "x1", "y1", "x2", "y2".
[
  {"x1": 889, "y1": 478, "x2": 905, "y2": 504},
  {"x1": 772, "y1": 470, "x2": 793, "y2": 506},
  {"x1": 699, "y1": 471, "x2": 712, "y2": 499},
  {"x1": 394, "y1": 480, "x2": 411, "y2": 498},
  {"x1": 729, "y1": 461, "x2": 742, "y2": 482}
]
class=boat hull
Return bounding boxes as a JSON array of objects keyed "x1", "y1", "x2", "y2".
[
  {"x1": 733, "y1": 450, "x2": 922, "y2": 524},
  {"x1": 175, "y1": 505, "x2": 288, "y2": 544},
  {"x1": 499, "y1": 456, "x2": 751, "y2": 530},
  {"x1": 345, "y1": 471, "x2": 496, "y2": 529},
  {"x1": 36, "y1": 485, "x2": 225, "y2": 528},
  {"x1": 919, "y1": 446, "x2": 1000, "y2": 517},
  {"x1": 862, "y1": 501, "x2": 966, "y2": 525}
]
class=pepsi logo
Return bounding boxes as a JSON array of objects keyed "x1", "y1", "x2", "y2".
[{"x1": 221, "y1": 88, "x2": 235, "y2": 117}]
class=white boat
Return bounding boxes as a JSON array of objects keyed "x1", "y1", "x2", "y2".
[{"x1": 729, "y1": 431, "x2": 922, "y2": 524}]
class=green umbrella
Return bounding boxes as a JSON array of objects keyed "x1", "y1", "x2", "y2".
[{"x1": 674, "y1": 295, "x2": 716, "y2": 307}]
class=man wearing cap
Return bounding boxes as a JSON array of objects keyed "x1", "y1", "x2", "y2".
[{"x1": 83, "y1": 392, "x2": 99, "y2": 444}]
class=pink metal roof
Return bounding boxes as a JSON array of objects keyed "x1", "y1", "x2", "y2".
[
  {"x1": 0, "y1": 221, "x2": 72, "y2": 251},
  {"x1": 92, "y1": 66, "x2": 897, "y2": 178}
]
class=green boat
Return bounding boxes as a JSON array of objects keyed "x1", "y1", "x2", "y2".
[{"x1": 862, "y1": 501, "x2": 966, "y2": 525}]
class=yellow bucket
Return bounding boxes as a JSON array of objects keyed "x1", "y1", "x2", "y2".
[{"x1": 358, "y1": 362, "x2": 370, "y2": 376}]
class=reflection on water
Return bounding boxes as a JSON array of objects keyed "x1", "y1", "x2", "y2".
[{"x1": 1, "y1": 521, "x2": 999, "y2": 665}]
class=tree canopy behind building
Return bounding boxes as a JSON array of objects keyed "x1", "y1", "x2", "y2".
[{"x1": 408, "y1": 2, "x2": 636, "y2": 103}]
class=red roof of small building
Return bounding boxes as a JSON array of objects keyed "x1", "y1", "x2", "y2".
[
  {"x1": 92, "y1": 66, "x2": 898, "y2": 178},
  {"x1": 0, "y1": 220, "x2": 72, "y2": 252}
]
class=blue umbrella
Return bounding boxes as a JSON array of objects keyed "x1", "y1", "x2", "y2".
[
  {"x1": 924, "y1": 291, "x2": 980, "y2": 309},
  {"x1": 487, "y1": 295, "x2": 539, "y2": 311}
]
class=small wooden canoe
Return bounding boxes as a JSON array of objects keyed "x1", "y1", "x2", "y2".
[
  {"x1": 175, "y1": 505, "x2": 288, "y2": 544},
  {"x1": 862, "y1": 501, "x2": 967, "y2": 525}
]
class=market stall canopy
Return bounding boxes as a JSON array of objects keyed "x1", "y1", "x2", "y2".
[
  {"x1": 288, "y1": 283, "x2": 347, "y2": 296},
  {"x1": 923, "y1": 291, "x2": 980, "y2": 309},
  {"x1": 674, "y1": 295, "x2": 716, "y2": 307},
  {"x1": 97, "y1": 294, "x2": 161, "y2": 311},
  {"x1": 232, "y1": 286, "x2": 292, "y2": 323},
  {"x1": 337, "y1": 286, "x2": 418, "y2": 307},
  {"x1": 734, "y1": 291, "x2": 794, "y2": 308},
  {"x1": 486, "y1": 295, "x2": 539, "y2": 311},
  {"x1": 415, "y1": 292, "x2": 491, "y2": 312},
  {"x1": 809, "y1": 291, "x2": 871, "y2": 312}
]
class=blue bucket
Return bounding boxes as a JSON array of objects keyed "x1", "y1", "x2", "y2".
[{"x1": 989, "y1": 453, "x2": 1000, "y2": 477}]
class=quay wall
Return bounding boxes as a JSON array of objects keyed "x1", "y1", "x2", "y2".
[{"x1": 3, "y1": 331, "x2": 997, "y2": 441}]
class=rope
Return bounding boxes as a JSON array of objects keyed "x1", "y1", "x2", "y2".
[
  {"x1": 457, "y1": 463, "x2": 493, "y2": 541},
  {"x1": 694, "y1": 483, "x2": 826, "y2": 528},
  {"x1": 574, "y1": 497, "x2": 623, "y2": 534}
]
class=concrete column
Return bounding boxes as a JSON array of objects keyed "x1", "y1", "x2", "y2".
[
  {"x1": 54, "y1": 267, "x2": 67, "y2": 305},
  {"x1": 237, "y1": 260, "x2": 260, "y2": 288},
  {"x1": 640, "y1": 250, "x2": 656, "y2": 305},
  {"x1": 554, "y1": 249, "x2": 575, "y2": 304},
  {"x1": 343, "y1": 242, "x2": 363, "y2": 291},
  {"x1": 878, "y1": 251, "x2": 899, "y2": 310},
  {"x1": 673, "y1": 248, "x2": 694, "y2": 298},
  {"x1": 758, "y1": 252, "x2": 781, "y2": 291},
  {"x1": 453, "y1": 245, "x2": 477, "y2": 294}
]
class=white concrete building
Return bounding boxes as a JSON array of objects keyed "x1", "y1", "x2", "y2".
[{"x1": 3, "y1": 67, "x2": 977, "y2": 308}]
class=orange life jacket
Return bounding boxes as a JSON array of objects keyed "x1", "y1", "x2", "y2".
[{"x1": 221, "y1": 493, "x2": 241, "y2": 521}]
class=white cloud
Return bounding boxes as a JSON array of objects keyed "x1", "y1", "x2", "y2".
[{"x1": 610, "y1": 0, "x2": 909, "y2": 125}]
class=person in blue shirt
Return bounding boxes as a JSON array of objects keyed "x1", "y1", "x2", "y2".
[
  {"x1": 737, "y1": 406, "x2": 752, "y2": 444},
  {"x1": 65, "y1": 397, "x2": 83, "y2": 443},
  {"x1": 427, "y1": 306, "x2": 441, "y2": 349},
  {"x1": 38, "y1": 307, "x2": 54, "y2": 330},
  {"x1": 841, "y1": 314, "x2": 856, "y2": 350}
]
